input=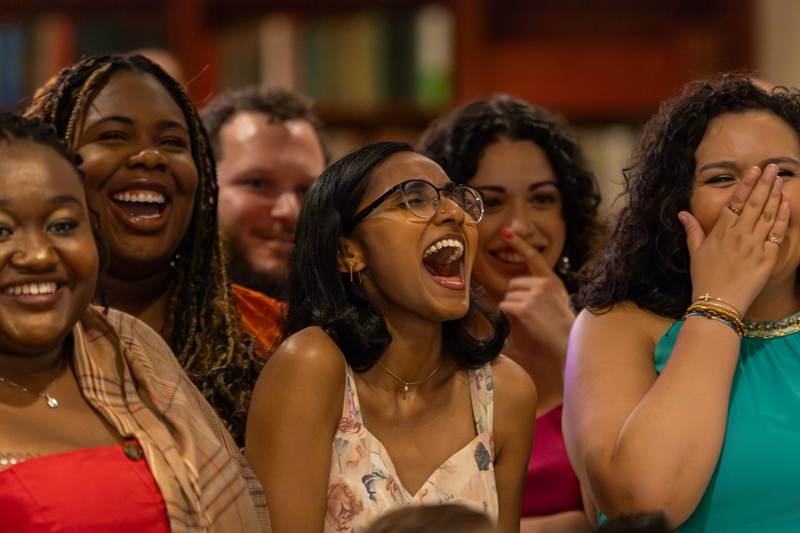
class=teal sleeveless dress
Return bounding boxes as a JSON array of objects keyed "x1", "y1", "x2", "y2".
[{"x1": 599, "y1": 314, "x2": 800, "y2": 532}]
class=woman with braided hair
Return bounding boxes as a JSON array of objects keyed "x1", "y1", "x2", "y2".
[
  {"x1": 419, "y1": 96, "x2": 602, "y2": 532},
  {"x1": 25, "y1": 54, "x2": 261, "y2": 447}
]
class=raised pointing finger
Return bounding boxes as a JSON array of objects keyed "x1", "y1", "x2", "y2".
[{"x1": 500, "y1": 228, "x2": 552, "y2": 277}]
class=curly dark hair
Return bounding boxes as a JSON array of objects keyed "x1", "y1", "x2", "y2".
[
  {"x1": 199, "y1": 85, "x2": 327, "y2": 163},
  {"x1": 417, "y1": 95, "x2": 603, "y2": 293},
  {"x1": 0, "y1": 112, "x2": 82, "y2": 170},
  {"x1": 285, "y1": 141, "x2": 509, "y2": 371},
  {"x1": 579, "y1": 74, "x2": 800, "y2": 318},
  {"x1": 25, "y1": 54, "x2": 258, "y2": 446}
]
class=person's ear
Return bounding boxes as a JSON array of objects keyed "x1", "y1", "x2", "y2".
[{"x1": 337, "y1": 237, "x2": 365, "y2": 275}]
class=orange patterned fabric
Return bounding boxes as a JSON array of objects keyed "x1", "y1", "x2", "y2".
[{"x1": 232, "y1": 284, "x2": 286, "y2": 361}]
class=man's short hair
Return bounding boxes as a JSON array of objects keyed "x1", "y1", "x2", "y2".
[{"x1": 200, "y1": 86, "x2": 325, "y2": 160}]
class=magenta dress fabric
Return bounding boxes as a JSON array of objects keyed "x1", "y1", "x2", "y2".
[{"x1": 521, "y1": 404, "x2": 583, "y2": 517}]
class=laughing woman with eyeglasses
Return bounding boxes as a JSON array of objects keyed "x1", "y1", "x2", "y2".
[{"x1": 245, "y1": 142, "x2": 537, "y2": 533}]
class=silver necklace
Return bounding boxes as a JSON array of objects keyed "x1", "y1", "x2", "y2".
[
  {"x1": 378, "y1": 356, "x2": 443, "y2": 392},
  {"x1": 0, "y1": 357, "x2": 63, "y2": 408}
]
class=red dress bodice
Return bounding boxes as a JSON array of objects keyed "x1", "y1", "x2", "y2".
[{"x1": 0, "y1": 441, "x2": 171, "y2": 532}]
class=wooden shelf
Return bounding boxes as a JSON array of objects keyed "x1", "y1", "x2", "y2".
[
  {"x1": 1, "y1": 0, "x2": 754, "y2": 125},
  {"x1": 453, "y1": 0, "x2": 752, "y2": 121}
]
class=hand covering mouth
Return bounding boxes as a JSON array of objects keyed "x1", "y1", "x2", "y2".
[
  {"x1": 423, "y1": 237, "x2": 465, "y2": 284},
  {"x1": 111, "y1": 190, "x2": 167, "y2": 219}
]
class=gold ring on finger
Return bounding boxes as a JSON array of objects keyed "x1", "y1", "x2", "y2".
[
  {"x1": 768, "y1": 236, "x2": 782, "y2": 247},
  {"x1": 726, "y1": 203, "x2": 742, "y2": 216}
]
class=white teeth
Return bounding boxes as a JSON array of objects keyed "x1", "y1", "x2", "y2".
[
  {"x1": 496, "y1": 251, "x2": 525, "y2": 263},
  {"x1": 112, "y1": 192, "x2": 166, "y2": 204},
  {"x1": 423, "y1": 238, "x2": 464, "y2": 260},
  {"x1": 4, "y1": 282, "x2": 58, "y2": 296}
]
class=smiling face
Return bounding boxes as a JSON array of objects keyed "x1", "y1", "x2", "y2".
[
  {"x1": 348, "y1": 152, "x2": 478, "y2": 323},
  {"x1": 691, "y1": 109, "x2": 800, "y2": 279},
  {"x1": 73, "y1": 70, "x2": 198, "y2": 280},
  {"x1": 216, "y1": 112, "x2": 325, "y2": 296},
  {"x1": 467, "y1": 137, "x2": 567, "y2": 303},
  {"x1": 0, "y1": 141, "x2": 98, "y2": 357}
]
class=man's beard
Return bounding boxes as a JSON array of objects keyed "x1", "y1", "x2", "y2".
[{"x1": 223, "y1": 236, "x2": 290, "y2": 301}]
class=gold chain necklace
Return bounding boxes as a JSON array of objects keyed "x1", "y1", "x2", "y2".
[
  {"x1": 0, "y1": 357, "x2": 63, "y2": 408},
  {"x1": 377, "y1": 356, "x2": 443, "y2": 392}
]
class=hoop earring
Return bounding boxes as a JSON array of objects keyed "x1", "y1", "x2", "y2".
[{"x1": 349, "y1": 265, "x2": 362, "y2": 288}]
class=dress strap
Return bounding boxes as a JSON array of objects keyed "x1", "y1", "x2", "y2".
[
  {"x1": 469, "y1": 362, "x2": 494, "y2": 434},
  {"x1": 342, "y1": 363, "x2": 363, "y2": 422}
]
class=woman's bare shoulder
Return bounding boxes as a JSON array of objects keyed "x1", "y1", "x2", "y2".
[
  {"x1": 490, "y1": 355, "x2": 538, "y2": 422},
  {"x1": 268, "y1": 327, "x2": 346, "y2": 372},
  {"x1": 574, "y1": 302, "x2": 674, "y2": 349},
  {"x1": 255, "y1": 326, "x2": 347, "y2": 404}
]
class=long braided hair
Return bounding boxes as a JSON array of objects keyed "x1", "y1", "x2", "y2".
[{"x1": 26, "y1": 54, "x2": 257, "y2": 445}]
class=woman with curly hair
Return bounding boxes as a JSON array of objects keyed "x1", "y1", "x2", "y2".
[
  {"x1": 564, "y1": 74, "x2": 800, "y2": 531},
  {"x1": 419, "y1": 96, "x2": 602, "y2": 532},
  {"x1": 25, "y1": 54, "x2": 262, "y2": 446},
  {"x1": 245, "y1": 142, "x2": 537, "y2": 532}
]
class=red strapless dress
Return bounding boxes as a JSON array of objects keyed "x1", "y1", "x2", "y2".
[{"x1": 0, "y1": 441, "x2": 171, "y2": 532}]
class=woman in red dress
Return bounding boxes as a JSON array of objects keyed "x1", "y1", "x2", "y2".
[{"x1": 0, "y1": 113, "x2": 267, "y2": 532}]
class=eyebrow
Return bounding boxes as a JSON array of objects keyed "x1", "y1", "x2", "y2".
[
  {"x1": 0, "y1": 195, "x2": 82, "y2": 207},
  {"x1": 51, "y1": 195, "x2": 83, "y2": 205},
  {"x1": 475, "y1": 180, "x2": 559, "y2": 193},
  {"x1": 86, "y1": 115, "x2": 188, "y2": 133},
  {"x1": 698, "y1": 157, "x2": 800, "y2": 173}
]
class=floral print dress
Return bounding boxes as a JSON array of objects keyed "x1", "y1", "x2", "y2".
[{"x1": 325, "y1": 362, "x2": 497, "y2": 532}]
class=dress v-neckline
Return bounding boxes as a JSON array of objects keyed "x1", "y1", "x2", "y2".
[{"x1": 346, "y1": 369, "x2": 491, "y2": 499}]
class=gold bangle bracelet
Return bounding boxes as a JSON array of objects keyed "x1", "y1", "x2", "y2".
[
  {"x1": 684, "y1": 303, "x2": 745, "y2": 334},
  {"x1": 694, "y1": 293, "x2": 742, "y2": 317},
  {"x1": 694, "y1": 301, "x2": 742, "y2": 320}
]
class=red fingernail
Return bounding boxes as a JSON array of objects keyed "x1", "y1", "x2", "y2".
[{"x1": 501, "y1": 229, "x2": 513, "y2": 239}]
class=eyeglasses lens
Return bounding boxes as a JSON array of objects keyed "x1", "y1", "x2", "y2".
[
  {"x1": 403, "y1": 181, "x2": 438, "y2": 218},
  {"x1": 453, "y1": 187, "x2": 483, "y2": 223},
  {"x1": 402, "y1": 181, "x2": 482, "y2": 223}
]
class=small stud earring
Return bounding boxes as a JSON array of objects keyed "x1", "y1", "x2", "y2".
[{"x1": 556, "y1": 255, "x2": 571, "y2": 275}]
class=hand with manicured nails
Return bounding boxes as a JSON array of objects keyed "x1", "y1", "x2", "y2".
[
  {"x1": 498, "y1": 228, "x2": 575, "y2": 361},
  {"x1": 679, "y1": 163, "x2": 790, "y2": 316}
]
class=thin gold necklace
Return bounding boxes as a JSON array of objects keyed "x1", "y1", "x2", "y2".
[
  {"x1": 0, "y1": 356, "x2": 63, "y2": 408},
  {"x1": 377, "y1": 356, "x2": 443, "y2": 392}
]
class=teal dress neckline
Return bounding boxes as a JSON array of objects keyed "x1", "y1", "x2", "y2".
[{"x1": 598, "y1": 314, "x2": 800, "y2": 532}]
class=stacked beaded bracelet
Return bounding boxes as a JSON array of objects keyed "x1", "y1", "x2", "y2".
[{"x1": 683, "y1": 300, "x2": 745, "y2": 337}]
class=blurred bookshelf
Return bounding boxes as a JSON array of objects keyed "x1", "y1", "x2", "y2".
[{"x1": 0, "y1": 0, "x2": 754, "y2": 158}]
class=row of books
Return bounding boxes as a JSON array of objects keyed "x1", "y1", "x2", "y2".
[
  {"x1": 0, "y1": 15, "x2": 77, "y2": 110},
  {"x1": 218, "y1": 4, "x2": 455, "y2": 113},
  {"x1": 0, "y1": 12, "x2": 169, "y2": 111}
]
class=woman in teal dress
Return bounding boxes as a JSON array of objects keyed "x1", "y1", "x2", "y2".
[{"x1": 562, "y1": 74, "x2": 800, "y2": 532}]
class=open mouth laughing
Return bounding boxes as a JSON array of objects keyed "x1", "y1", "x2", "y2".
[
  {"x1": 111, "y1": 189, "x2": 167, "y2": 220},
  {"x1": 422, "y1": 235, "x2": 466, "y2": 289}
]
